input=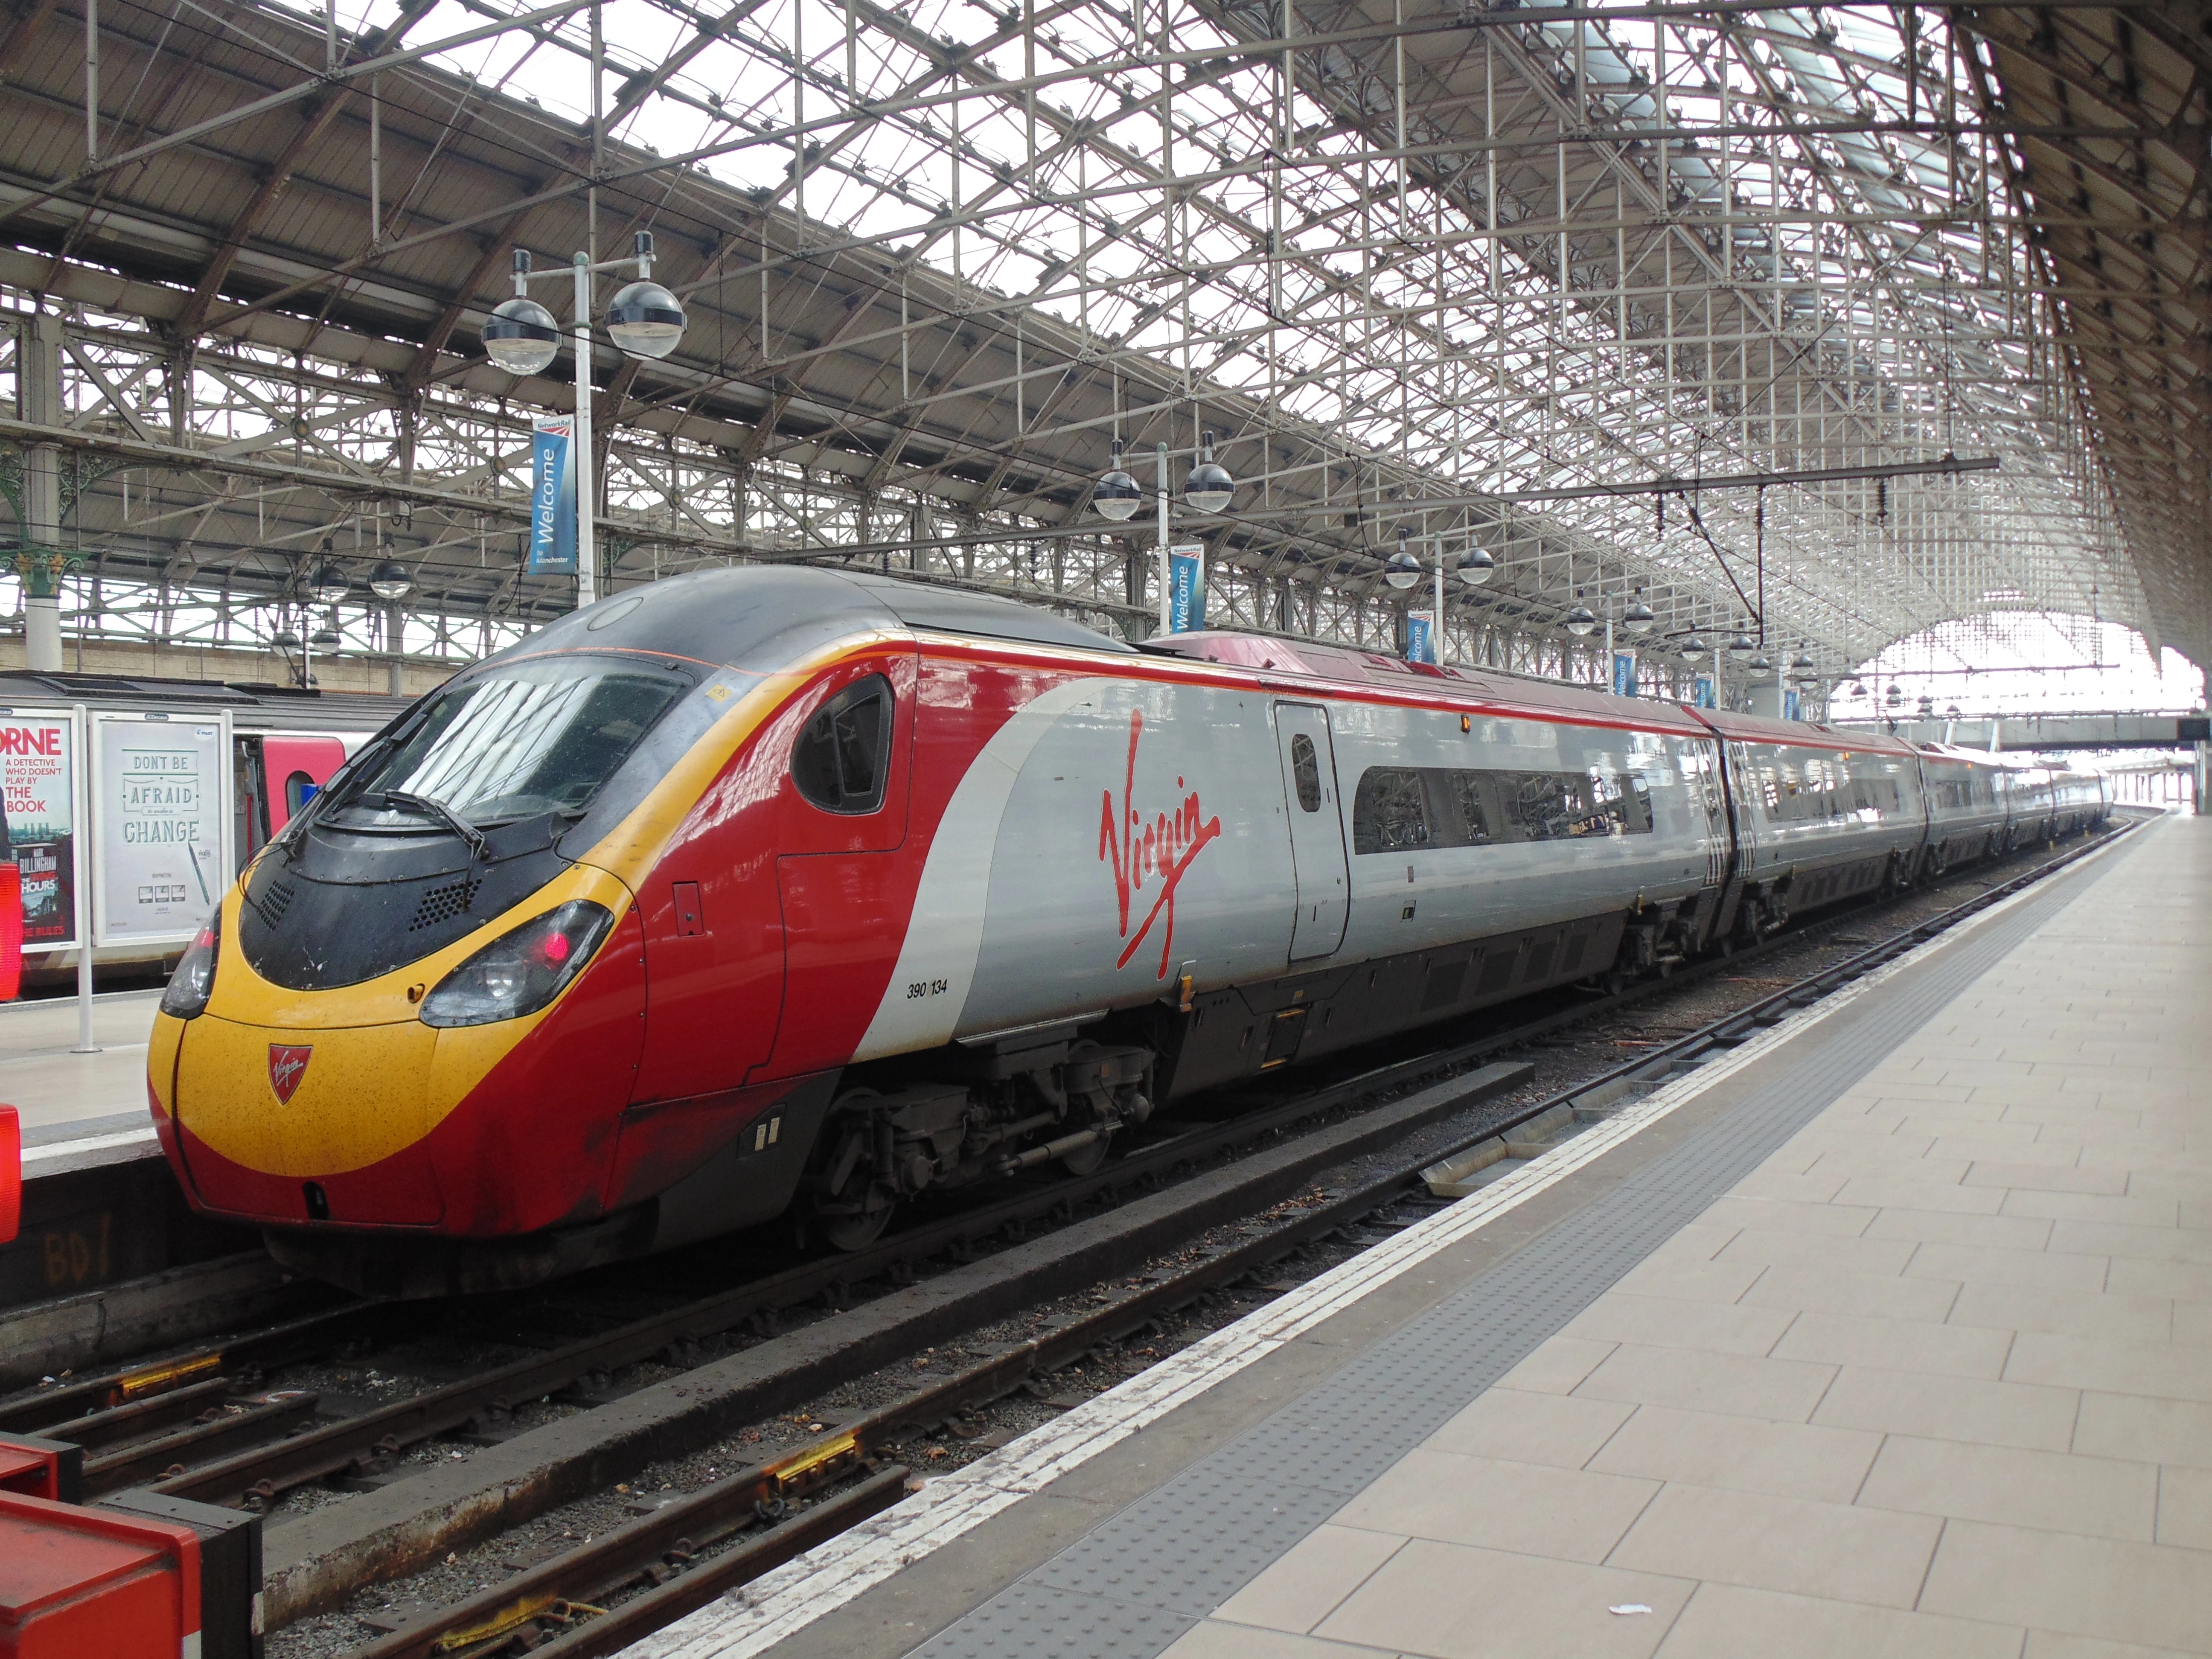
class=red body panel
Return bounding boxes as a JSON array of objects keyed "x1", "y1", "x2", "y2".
[
  {"x1": 263, "y1": 736, "x2": 350, "y2": 833},
  {"x1": 0, "y1": 1493, "x2": 200, "y2": 1659},
  {"x1": 763, "y1": 652, "x2": 1060, "y2": 1079},
  {"x1": 604, "y1": 1075, "x2": 821, "y2": 1212},
  {"x1": 426, "y1": 902, "x2": 649, "y2": 1235},
  {"x1": 173, "y1": 905, "x2": 648, "y2": 1237}
]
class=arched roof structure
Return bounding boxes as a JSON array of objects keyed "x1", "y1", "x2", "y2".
[{"x1": 0, "y1": 0, "x2": 2201, "y2": 686}]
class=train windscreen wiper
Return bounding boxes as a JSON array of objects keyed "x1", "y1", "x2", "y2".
[{"x1": 381, "y1": 790, "x2": 491, "y2": 862}]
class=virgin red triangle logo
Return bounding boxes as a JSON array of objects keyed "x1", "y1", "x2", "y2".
[{"x1": 268, "y1": 1045, "x2": 312, "y2": 1105}]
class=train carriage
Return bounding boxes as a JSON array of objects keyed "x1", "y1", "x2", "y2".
[
  {"x1": 1913, "y1": 741, "x2": 2014, "y2": 873},
  {"x1": 140, "y1": 569, "x2": 2083, "y2": 1295},
  {"x1": 1697, "y1": 711, "x2": 1930, "y2": 937}
]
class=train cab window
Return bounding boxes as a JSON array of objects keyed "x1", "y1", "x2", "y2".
[
  {"x1": 792, "y1": 675, "x2": 893, "y2": 815},
  {"x1": 1352, "y1": 768, "x2": 1430, "y2": 853},
  {"x1": 330, "y1": 657, "x2": 690, "y2": 832},
  {"x1": 1289, "y1": 734, "x2": 1323, "y2": 812}
]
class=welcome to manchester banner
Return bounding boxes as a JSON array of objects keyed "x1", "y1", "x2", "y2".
[{"x1": 529, "y1": 416, "x2": 577, "y2": 574}]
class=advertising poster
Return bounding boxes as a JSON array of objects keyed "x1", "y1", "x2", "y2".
[
  {"x1": 0, "y1": 712, "x2": 76, "y2": 949},
  {"x1": 1405, "y1": 610, "x2": 1433, "y2": 665},
  {"x1": 1612, "y1": 652, "x2": 1638, "y2": 697},
  {"x1": 1693, "y1": 676, "x2": 1717, "y2": 709},
  {"x1": 95, "y1": 716, "x2": 229, "y2": 946},
  {"x1": 1166, "y1": 544, "x2": 1205, "y2": 633},
  {"x1": 529, "y1": 415, "x2": 577, "y2": 574}
]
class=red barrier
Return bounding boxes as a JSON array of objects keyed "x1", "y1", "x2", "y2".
[
  {"x1": 0, "y1": 1106, "x2": 16, "y2": 1246},
  {"x1": 0, "y1": 864, "x2": 20, "y2": 1002},
  {"x1": 0, "y1": 1492, "x2": 202, "y2": 1659}
]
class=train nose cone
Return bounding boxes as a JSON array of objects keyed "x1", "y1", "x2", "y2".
[{"x1": 170, "y1": 1016, "x2": 445, "y2": 1225}]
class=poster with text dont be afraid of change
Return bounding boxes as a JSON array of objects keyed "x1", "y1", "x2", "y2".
[{"x1": 95, "y1": 716, "x2": 229, "y2": 946}]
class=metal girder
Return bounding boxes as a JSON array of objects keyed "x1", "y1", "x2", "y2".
[{"x1": 0, "y1": 0, "x2": 2197, "y2": 702}]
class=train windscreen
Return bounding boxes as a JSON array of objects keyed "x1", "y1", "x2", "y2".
[{"x1": 329, "y1": 658, "x2": 689, "y2": 830}]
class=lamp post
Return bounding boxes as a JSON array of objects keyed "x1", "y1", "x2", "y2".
[
  {"x1": 482, "y1": 233, "x2": 687, "y2": 610},
  {"x1": 1384, "y1": 530, "x2": 1424, "y2": 655},
  {"x1": 1382, "y1": 531, "x2": 1492, "y2": 664},
  {"x1": 370, "y1": 557, "x2": 412, "y2": 695},
  {"x1": 1094, "y1": 433, "x2": 1234, "y2": 634}
]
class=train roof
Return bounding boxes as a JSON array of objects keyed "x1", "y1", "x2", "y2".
[
  {"x1": 1143, "y1": 629, "x2": 1714, "y2": 734},
  {"x1": 0, "y1": 670, "x2": 412, "y2": 733},
  {"x1": 1692, "y1": 707, "x2": 1919, "y2": 755},
  {"x1": 1913, "y1": 740, "x2": 2026, "y2": 768},
  {"x1": 502, "y1": 565, "x2": 1136, "y2": 676}
]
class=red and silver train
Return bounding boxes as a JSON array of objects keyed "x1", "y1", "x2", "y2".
[{"x1": 143, "y1": 570, "x2": 2107, "y2": 1294}]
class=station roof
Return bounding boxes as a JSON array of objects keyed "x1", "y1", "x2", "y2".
[{"x1": 0, "y1": 0, "x2": 2200, "y2": 680}]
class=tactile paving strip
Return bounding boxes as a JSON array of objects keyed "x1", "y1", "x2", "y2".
[{"x1": 907, "y1": 838, "x2": 2141, "y2": 1659}]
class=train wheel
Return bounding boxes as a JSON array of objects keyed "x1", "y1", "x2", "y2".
[
  {"x1": 819, "y1": 1196, "x2": 895, "y2": 1252},
  {"x1": 1059, "y1": 1135, "x2": 1112, "y2": 1177},
  {"x1": 811, "y1": 1089, "x2": 898, "y2": 1252}
]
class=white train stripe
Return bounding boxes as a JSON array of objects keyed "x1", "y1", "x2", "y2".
[{"x1": 851, "y1": 678, "x2": 1104, "y2": 1063}]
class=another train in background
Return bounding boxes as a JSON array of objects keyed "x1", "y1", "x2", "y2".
[{"x1": 0, "y1": 672, "x2": 409, "y2": 986}]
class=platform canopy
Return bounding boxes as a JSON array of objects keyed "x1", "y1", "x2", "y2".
[{"x1": 0, "y1": 0, "x2": 2201, "y2": 691}]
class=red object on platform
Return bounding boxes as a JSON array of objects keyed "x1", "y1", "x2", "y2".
[
  {"x1": 0, "y1": 1106, "x2": 16, "y2": 1246},
  {"x1": 0, "y1": 864, "x2": 20, "y2": 1002},
  {"x1": 0, "y1": 1437, "x2": 75, "y2": 1505},
  {"x1": 0, "y1": 1492, "x2": 202, "y2": 1659}
]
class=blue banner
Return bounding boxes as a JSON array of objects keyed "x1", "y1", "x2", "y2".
[
  {"x1": 529, "y1": 416, "x2": 577, "y2": 575},
  {"x1": 1784, "y1": 689, "x2": 1801, "y2": 721},
  {"x1": 1692, "y1": 676, "x2": 1716, "y2": 709},
  {"x1": 1612, "y1": 652, "x2": 1637, "y2": 697},
  {"x1": 1167, "y1": 547, "x2": 1205, "y2": 632},
  {"x1": 1405, "y1": 610, "x2": 1433, "y2": 665}
]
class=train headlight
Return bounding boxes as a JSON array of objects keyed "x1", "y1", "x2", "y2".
[
  {"x1": 161, "y1": 910, "x2": 221, "y2": 1020},
  {"x1": 419, "y1": 901, "x2": 615, "y2": 1028}
]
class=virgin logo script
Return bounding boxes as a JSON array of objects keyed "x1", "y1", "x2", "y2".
[
  {"x1": 1097, "y1": 710, "x2": 1222, "y2": 978},
  {"x1": 268, "y1": 1045, "x2": 313, "y2": 1106}
]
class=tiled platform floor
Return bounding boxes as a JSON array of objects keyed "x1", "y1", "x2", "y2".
[
  {"x1": 0, "y1": 987, "x2": 160, "y2": 1140},
  {"x1": 1172, "y1": 815, "x2": 2212, "y2": 1659}
]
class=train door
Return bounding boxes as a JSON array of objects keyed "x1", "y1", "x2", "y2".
[
  {"x1": 1709, "y1": 740, "x2": 1760, "y2": 938},
  {"x1": 233, "y1": 737, "x2": 270, "y2": 871},
  {"x1": 1274, "y1": 702, "x2": 1349, "y2": 961},
  {"x1": 759, "y1": 652, "x2": 920, "y2": 1081},
  {"x1": 1695, "y1": 744, "x2": 1728, "y2": 889}
]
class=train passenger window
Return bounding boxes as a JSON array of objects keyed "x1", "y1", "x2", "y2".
[
  {"x1": 1503, "y1": 771, "x2": 1589, "y2": 840},
  {"x1": 792, "y1": 675, "x2": 893, "y2": 814},
  {"x1": 1439, "y1": 772, "x2": 1495, "y2": 845},
  {"x1": 1352, "y1": 768, "x2": 1429, "y2": 853},
  {"x1": 284, "y1": 771, "x2": 318, "y2": 816},
  {"x1": 1351, "y1": 764, "x2": 1651, "y2": 853},
  {"x1": 1289, "y1": 734, "x2": 1322, "y2": 812}
]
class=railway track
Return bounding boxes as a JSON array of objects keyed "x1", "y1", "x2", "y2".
[
  {"x1": 296, "y1": 812, "x2": 2141, "y2": 1659},
  {"x1": 0, "y1": 819, "x2": 2137, "y2": 1655}
]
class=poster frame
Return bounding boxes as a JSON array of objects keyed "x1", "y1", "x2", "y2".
[
  {"x1": 89, "y1": 707, "x2": 234, "y2": 949},
  {"x1": 0, "y1": 703, "x2": 84, "y2": 955}
]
